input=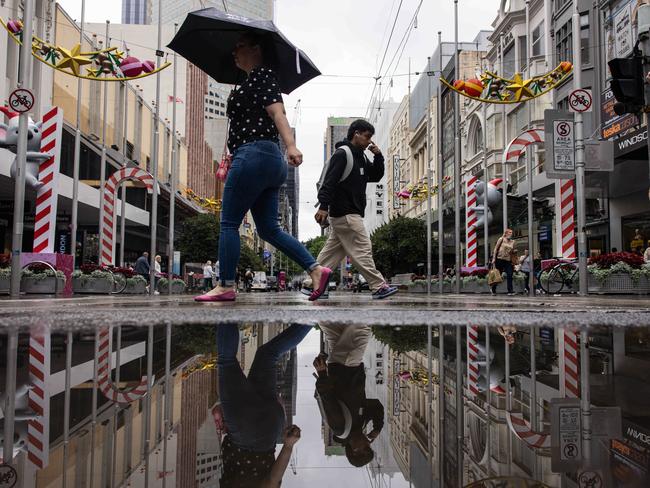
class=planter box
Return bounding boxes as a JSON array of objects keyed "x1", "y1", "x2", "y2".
[
  {"x1": 0, "y1": 275, "x2": 9, "y2": 294},
  {"x1": 21, "y1": 276, "x2": 66, "y2": 294},
  {"x1": 73, "y1": 277, "x2": 113, "y2": 294},
  {"x1": 124, "y1": 280, "x2": 147, "y2": 294},
  {"x1": 588, "y1": 273, "x2": 650, "y2": 294},
  {"x1": 157, "y1": 282, "x2": 186, "y2": 294}
]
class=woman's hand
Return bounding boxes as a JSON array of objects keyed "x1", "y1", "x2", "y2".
[
  {"x1": 287, "y1": 145, "x2": 303, "y2": 167},
  {"x1": 283, "y1": 425, "x2": 301, "y2": 447}
]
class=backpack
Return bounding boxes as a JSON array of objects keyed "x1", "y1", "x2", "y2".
[{"x1": 314, "y1": 145, "x2": 354, "y2": 207}]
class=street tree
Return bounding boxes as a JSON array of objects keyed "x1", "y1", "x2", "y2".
[
  {"x1": 177, "y1": 213, "x2": 220, "y2": 263},
  {"x1": 371, "y1": 216, "x2": 426, "y2": 278}
]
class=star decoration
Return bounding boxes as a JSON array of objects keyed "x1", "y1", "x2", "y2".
[
  {"x1": 87, "y1": 67, "x2": 102, "y2": 78},
  {"x1": 505, "y1": 73, "x2": 536, "y2": 102},
  {"x1": 56, "y1": 43, "x2": 92, "y2": 76}
]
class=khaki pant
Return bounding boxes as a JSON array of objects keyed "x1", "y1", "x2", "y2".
[
  {"x1": 320, "y1": 324, "x2": 371, "y2": 367},
  {"x1": 317, "y1": 214, "x2": 386, "y2": 292}
]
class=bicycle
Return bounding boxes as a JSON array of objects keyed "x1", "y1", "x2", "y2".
[
  {"x1": 538, "y1": 258, "x2": 579, "y2": 294},
  {"x1": 105, "y1": 266, "x2": 128, "y2": 294}
]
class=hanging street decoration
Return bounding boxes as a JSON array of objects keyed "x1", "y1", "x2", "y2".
[
  {"x1": 0, "y1": 17, "x2": 171, "y2": 81},
  {"x1": 441, "y1": 62, "x2": 573, "y2": 104},
  {"x1": 396, "y1": 175, "x2": 452, "y2": 201},
  {"x1": 184, "y1": 188, "x2": 222, "y2": 213}
]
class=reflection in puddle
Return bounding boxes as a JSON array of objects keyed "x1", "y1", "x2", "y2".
[{"x1": 0, "y1": 323, "x2": 649, "y2": 487}]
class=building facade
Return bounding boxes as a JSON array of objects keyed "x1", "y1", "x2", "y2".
[{"x1": 121, "y1": 0, "x2": 151, "y2": 25}]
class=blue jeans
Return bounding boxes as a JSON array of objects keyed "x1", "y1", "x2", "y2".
[
  {"x1": 219, "y1": 140, "x2": 317, "y2": 286},
  {"x1": 492, "y1": 259, "x2": 514, "y2": 293},
  {"x1": 217, "y1": 323, "x2": 312, "y2": 450}
]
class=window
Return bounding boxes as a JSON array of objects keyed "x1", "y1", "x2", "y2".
[
  {"x1": 518, "y1": 35, "x2": 528, "y2": 70},
  {"x1": 555, "y1": 0, "x2": 570, "y2": 11},
  {"x1": 555, "y1": 20, "x2": 572, "y2": 64},
  {"x1": 532, "y1": 21, "x2": 545, "y2": 57},
  {"x1": 580, "y1": 13, "x2": 590, "y2": 65},
  {"x1": 503, "y1": 44, "x2": 515, "y2": 78},
  {"x1": 469, "y1": 117, "x2": 484, "y2": 156}
]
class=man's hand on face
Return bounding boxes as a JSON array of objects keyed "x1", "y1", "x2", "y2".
[
  {"x1": 283, "y1": 425, "x2": 302, "y2": 447},
  {"x1": 367, "y1": 140, "x2": 382, "y2": 156},
  {"x1": 313, "y1": 354, "x2": 328, "y2": 375}
]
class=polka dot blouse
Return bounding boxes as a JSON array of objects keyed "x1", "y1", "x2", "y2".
[{"x1": 226, "y1": 67, "x2": 283, "y2": 153}]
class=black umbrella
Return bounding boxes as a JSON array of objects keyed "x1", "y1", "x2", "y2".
[{"x1": 168, "y1": 8, "x2": 321, "y2": 94}]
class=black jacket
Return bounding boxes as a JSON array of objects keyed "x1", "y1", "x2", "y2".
[
  {"x1": 314, "y1": 363, "x2": 384, "y2": 442},
  {"x1": 134, "y1": 255, "x2": 150, "y2": 274},
  {"x1": 317, "y1": 140, "x2": 385, "y2": 218}
]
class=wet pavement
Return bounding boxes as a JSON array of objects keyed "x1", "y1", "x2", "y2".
[
  {"x1": 0, "y1": 292, "x2": 649, "y2": 487},
  {"x1": 0, "y1": 292, "x2": 649, "y2": 328}
]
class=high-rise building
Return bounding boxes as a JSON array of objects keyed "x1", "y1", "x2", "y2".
[
  {"x1": 324, "y1": 117, "x2": 360, "y2": 162},
  {"x1": 150, "y1": 0, "x2": 274, "y2": 26},
  {"x1": 122, "y1": 0, "x2": 151, "y2": 24}
]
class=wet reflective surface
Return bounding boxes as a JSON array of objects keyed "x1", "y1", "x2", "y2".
[{"x1": 1, "y1": 297, "x2": 650, "y2": 487}]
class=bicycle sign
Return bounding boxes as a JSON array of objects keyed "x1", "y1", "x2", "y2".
[
  {"x1": 569, "y1": 88, "x2": 592, "y2": 113},
  {"x1": 8, "y1": 88, "x2": 35, "y2": 113}
]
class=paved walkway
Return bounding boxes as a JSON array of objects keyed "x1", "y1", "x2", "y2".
[{"x1": 1, "y1": 292, "x2": 649, "y2": 329}]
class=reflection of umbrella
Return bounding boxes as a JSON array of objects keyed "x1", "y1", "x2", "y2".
[{"x1": 168, "y1": 8, "x2": 321, "y2": 94}]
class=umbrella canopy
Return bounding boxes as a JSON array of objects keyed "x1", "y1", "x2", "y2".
[{"x1": 168, "y1": 8, "x2": 321, "y2": 94}]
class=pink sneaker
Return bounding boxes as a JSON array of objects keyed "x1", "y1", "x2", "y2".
[
  {"x1": 309, "y1": 267, "x2": 332, "y2": 301},
  {"x1": 194, "y1": 290, "x2": 236, "y2": 302}
]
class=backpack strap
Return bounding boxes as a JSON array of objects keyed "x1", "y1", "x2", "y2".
[{"x1": 338, "y1": 145, "x2": 354, "y2": 182}]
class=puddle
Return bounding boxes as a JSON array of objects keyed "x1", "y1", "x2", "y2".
[{"x1": 0, "y1": 322, "x2": 648, "y2": 487}]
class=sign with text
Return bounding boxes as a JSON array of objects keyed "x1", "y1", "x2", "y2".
[
  {"x1": 614, "y1": 125, "x2": 647, "y2": 158},
  {"x1": 601, "y1": 88, "x2": 638, "y2": 140},
  {"x1": 614, "y1": 3, "x2": 633, "y2": 58},
  {"x1": 392, "y1": 357, "x2": 401, "y2": 415},
  {"x1": 545, "y1": 110, "x2": 576, "y2": 179},
  {"x1": 551, "y1": 398, "x2": 583, "y2": 472}
]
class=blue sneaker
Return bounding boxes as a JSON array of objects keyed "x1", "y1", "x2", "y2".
[{"x1": 372, "y1": 284, "x2": 398, "y2": 300}]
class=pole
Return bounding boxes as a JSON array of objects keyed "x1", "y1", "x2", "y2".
[
  {"x1": 437, "y1": 325, "x2": 445, "y2": 484},
  {"x1": 98, "y1": 21, "x2": 110, "y2": 264},
  {"x1": 505, "y1": 339, "x2": 512, "y2": 474},
  {"x1": 525, "y1": 0, "x2": 535, "y2": 297},
  {"x1": 485, "y1": 328, "x2": 491, "y2": 476},
  {"x1": 168, "y1": 23, "x2": 178, "y2": 295},
  {"x1": 150, "y1": 0, "x2": 163, "y2": 294},
  {"x1": 500, "y1": 33, "x2": 508, "y2": 233},
  {"x1": 427, "y1": 325, "x2": 433, "y2": 485},
  {"x1": 88, "y1": 329, "x2": 99, "y2": 486},
  {"x1": 9, "y1": 0, "x2": 36, "y2": 297},
  {"x1": 110, "y1": 327, "x2": 122, "y2": 486},
  {"x1": 62, "y1": 331, "x2": 73, "y2": 487},
  {"x1": 426, "y1": 56, "x2": 433, "y2": 295},
  {"x1": 162, "y1": 323, "x2": 172, "y2": 487},
  {"x1": 437, "y1": 32, "x2": 444, "y2": 294},
  {"x1": 482, "y1": 100, "x2": 489, "y2": 265},
  {"x1": 529, "y1": 327, "x2": 538, "y2": 479},
  {"x1": 70, "y1": 0, "x2": 86, "y2": 269},
  {"x1": 143, "y1": 325, "x2": 154, "y2": 485},
  {"x1": 2, "y1": 330, "x2": 18, "y2": 464},
  {"x1": 580, "y1": 330, "x2": 592, "y2": 465},
  {"x1": 119, "y1": 82, "x2": 129, "y2": 267},
  {"x1": 453, "y1": 0, "x2": 461, "y2": 293},
  {"x1": 455, "y1": 326, "x2": 463, "y2": 484},
  {"x1": 572, "y1": 2, "x2": 588, "y2": 294}
]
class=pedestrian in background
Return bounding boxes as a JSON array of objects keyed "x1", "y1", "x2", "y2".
[
  {"x1": 202, "y1": 260, "x2": 215, "y2": 291},
  {"x1": 134, "y1": 251, "x2": 150, "y2": 283},
  {"x1": 520, "y1": 249, "x2": 531, "y2": 294},
  {"x1": 491, "y1": 229, "x2": 515, "y2": 295},
  {"x1": 194, "y1": 32, "x2": 331, "y2": 302}
]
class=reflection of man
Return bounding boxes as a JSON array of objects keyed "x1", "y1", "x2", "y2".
[{"x1": 313, "y1": 325, "x2": 384, "y2": 467}]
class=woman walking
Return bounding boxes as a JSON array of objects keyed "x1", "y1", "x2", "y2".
[
  {"x1": 195, "y1": 33, "x2": 331, "y2": 302},
  {"x1": 491, "y1": 228, "x2": 516, "y2": 295}
]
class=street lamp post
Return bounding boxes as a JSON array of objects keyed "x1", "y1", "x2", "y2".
[
  {"x1": 426, "y1": 56, "x2": 433, "y2": 295},
  {"x1": 453, "y1": 0, "x2": 461, "y2": 294},
  {"x1": 168, "y1": 23, "x2": 179, "y2": 295}
]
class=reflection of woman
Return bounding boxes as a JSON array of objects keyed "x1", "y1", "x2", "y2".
[
  {"x1": 194, "y1": 33, "x2": 330, "y2": 302},
  {"x1": 217, "y1": 323, "x2": 312, "y2": 487},
  {"x1": 491, "y1": 228, "x2": 516, "y2": 295},
  {"x1": 313, "y1": 325, "x2": 384, "y2": 467}
]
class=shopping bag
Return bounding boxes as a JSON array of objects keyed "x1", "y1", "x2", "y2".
[
  {"x1": 488, "y1": 267, "x2": 503, "y2": 286},
  {"x1": 216, "y1": 154, "x2": 232, "y2": 182}
]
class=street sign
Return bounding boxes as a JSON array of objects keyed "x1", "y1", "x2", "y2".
[
  {"x1": 9, "y1": 88, "x2": 35, "y2": 113},
  {"x1": 551, "y1": 398, "x2": 583, "y2": 472},
  {"x1": 0, "y1": 464, "x2": 18, "y2": 488},
  {"x1": 393, "y1": 155, "x2": 401, "y2": 209},
  {"x1": 544, "y1": 110, "x2": 576, "y2": 179},
  {"x1": 569, "y1": 89, "x2": 593, "y2": 113}
]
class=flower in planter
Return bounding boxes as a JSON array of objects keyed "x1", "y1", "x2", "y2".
[
  {"x1": 0, "y1": 254, "x2": 10, "y2": 268},
  {"x1": 589, "y1": 252, "x2": 644, "y2": 269}
]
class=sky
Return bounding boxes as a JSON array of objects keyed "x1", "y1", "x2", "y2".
[{"x1": 58, "y1": 0, "x2": 499, "y2": 241}]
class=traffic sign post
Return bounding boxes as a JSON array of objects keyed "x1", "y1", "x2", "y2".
[
  {"x1": 8, "y1": 88, "x2": 35, "y2": 113},
  {"x1": 551, "y1": 398, "x2": 583, "y2": 472},
  {"x1": 569, "y1": 88, "x2": 593, "y2": 113},
  {"x1": 544, "y1": 110, "x2": 576, "y2": 179}
]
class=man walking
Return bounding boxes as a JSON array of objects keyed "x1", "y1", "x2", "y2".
[
  {"x1": 313, "y1": 119, "x2": 397, "y2": 300},
  {"x1": 134, "y1": 251, "x2": 150, "y2": 282}
]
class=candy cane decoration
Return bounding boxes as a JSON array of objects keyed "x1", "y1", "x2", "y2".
[
  {"x1": 465, "y1": 175, "x2": 478, "y2": 267},
  {"x1": 506, "y1": 412, "x2": 551, "y2": 449},
  {"x1": 560, "y1": 330, "x2": 580, "y2": 398},
  {"x1": 467, "y1": 325, "x2": 480, "y2": 397},
  {"x1": 33, "y1": 107, "x2": 63, "y2": 253},
  {"x1": 100, "y1": 167, "x2": 154, "y2": 266},
  {"x1": 503, "y1": 128, "x2": 544, "y2": 165},
  {"x1": 97, "y1": 326, "x2": 150, "y2": 404},
  {"x1": 556, "y1": 179, "x2": 576, "y2": 259},
  {"x1": 28, "y1": 328, "x2": 51, "y2": 468}
]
